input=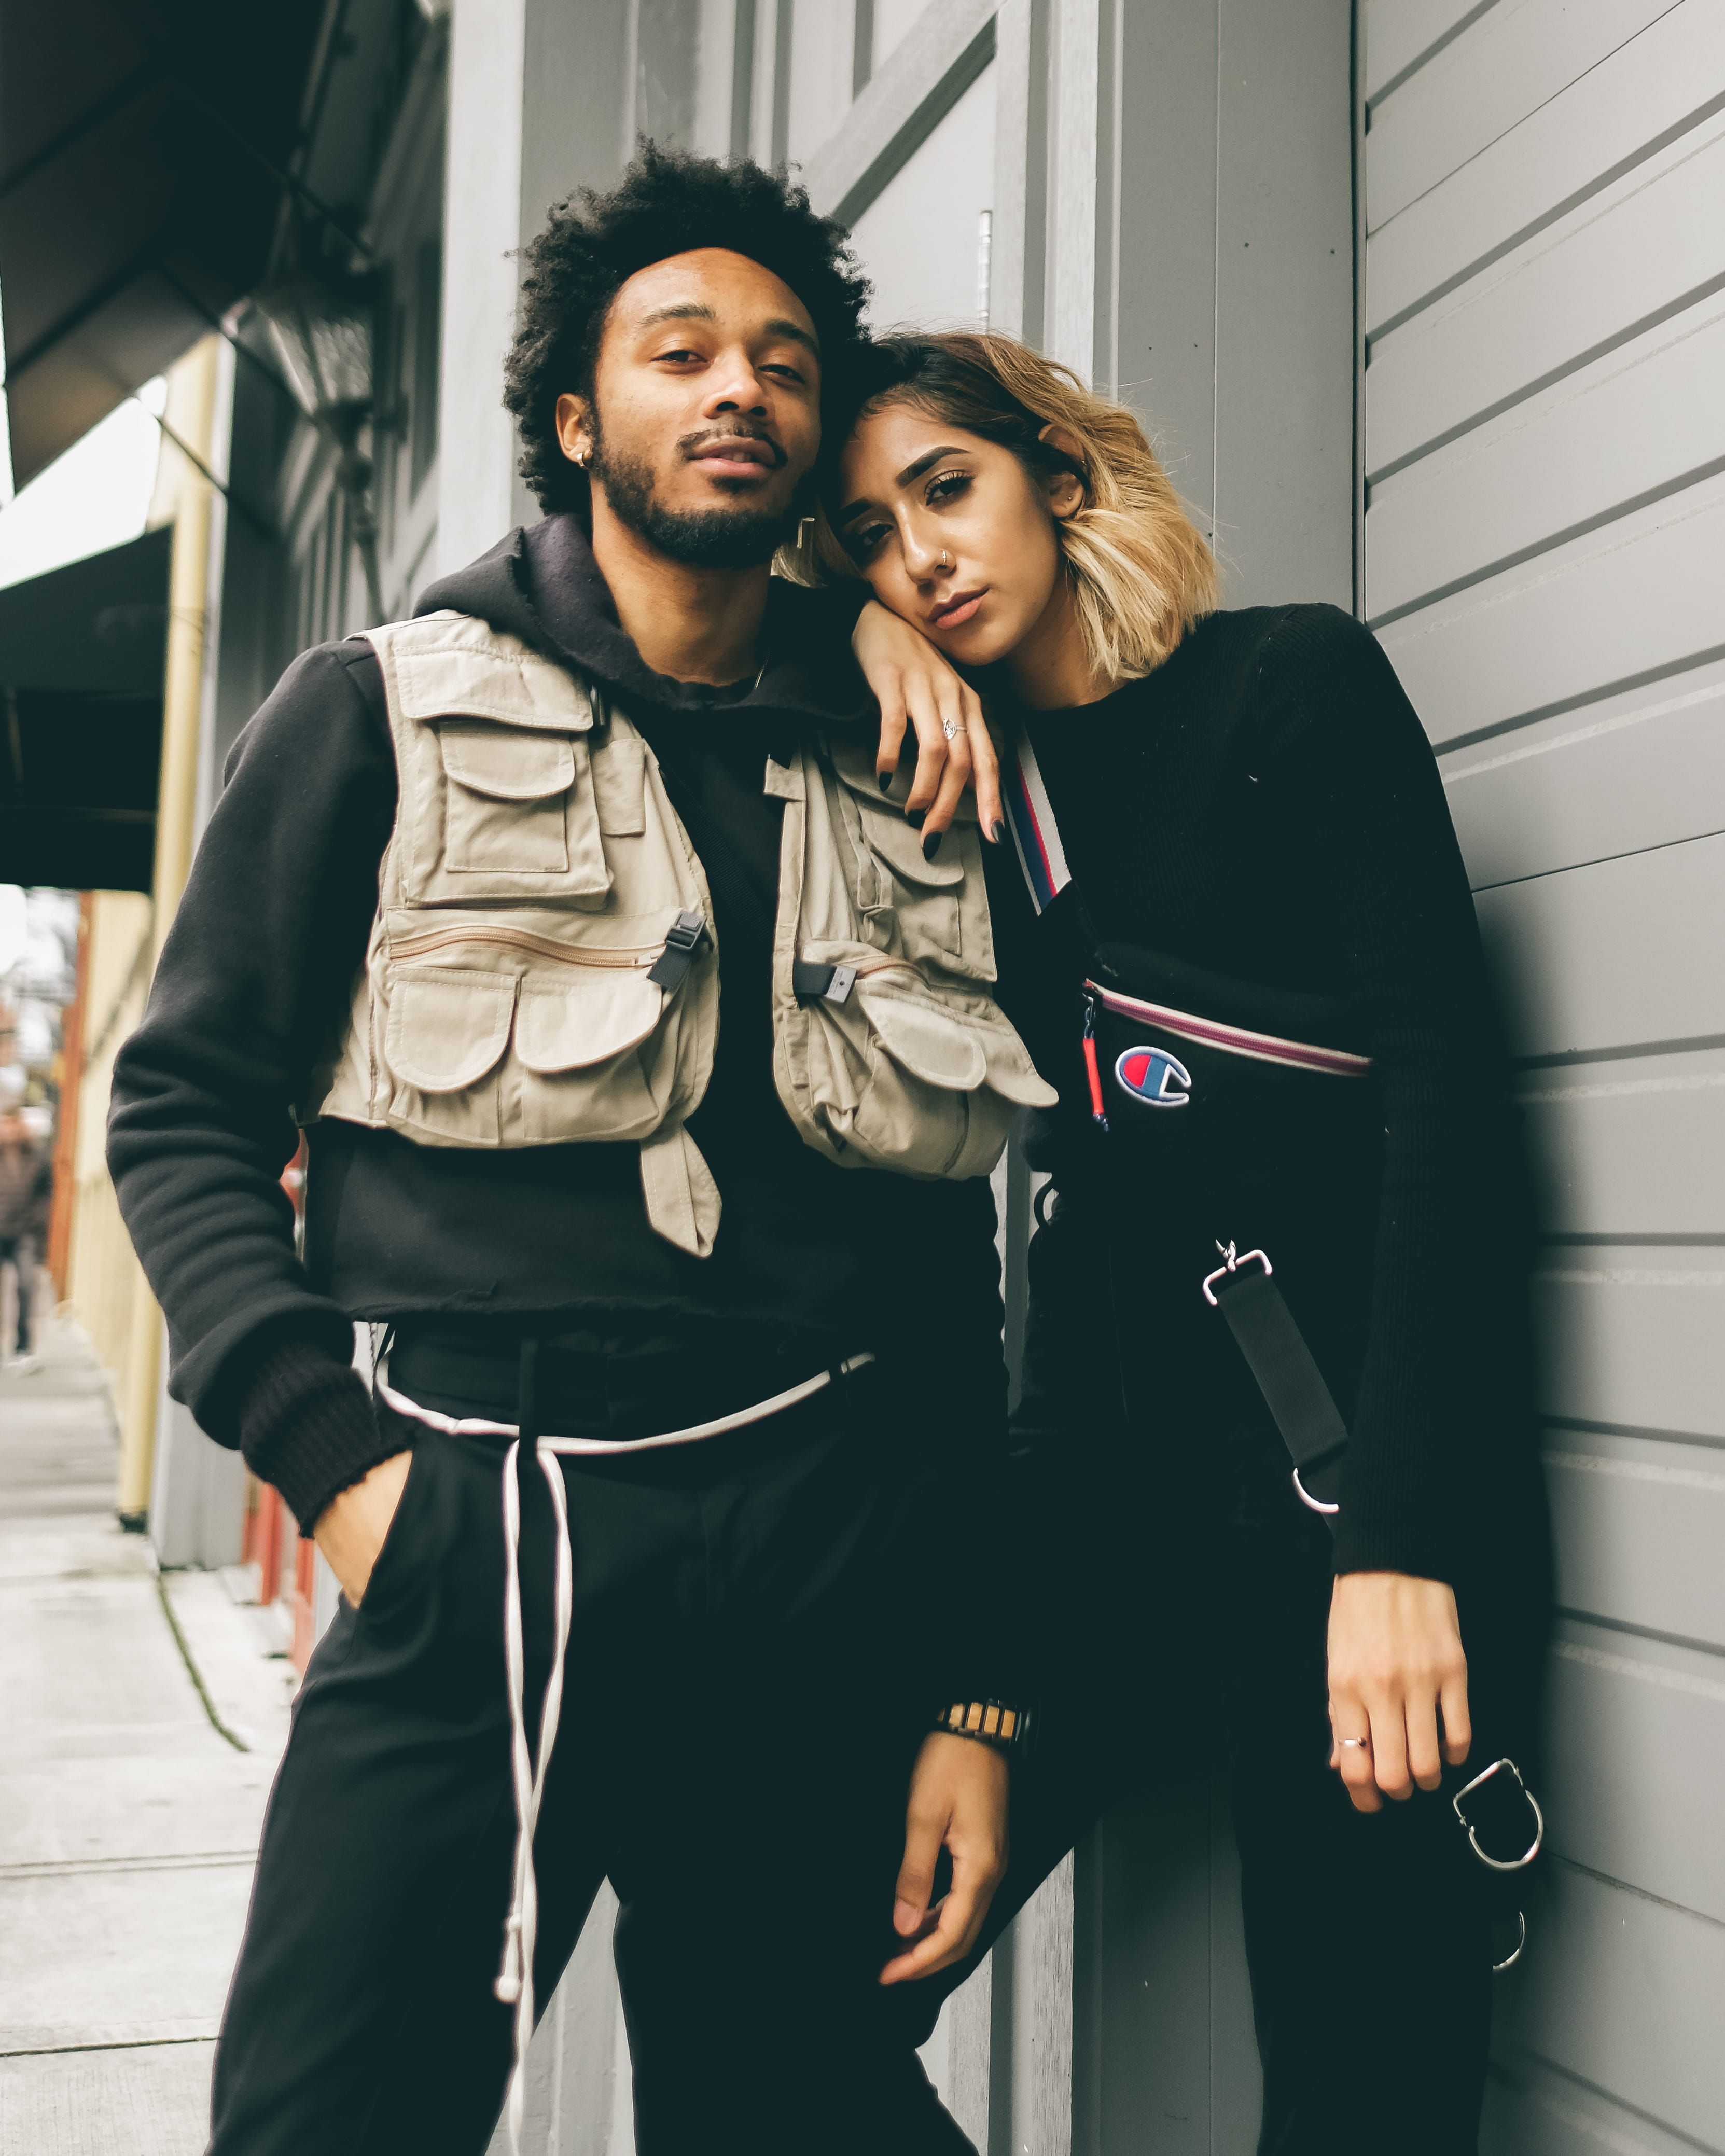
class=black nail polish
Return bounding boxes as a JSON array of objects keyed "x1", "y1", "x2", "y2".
[
  {"x1": 990, "y1": 820, "x2": 1007, "y2": 845},
  {"x1": 879, "y1": 769, "x2": 895, "y2": 794},
  {"x1": 922, "y1": 830, "x2": 943, "y2": 862},
  {"x1": 906, "y1": 808, "x2": 926, "y2": 829}
]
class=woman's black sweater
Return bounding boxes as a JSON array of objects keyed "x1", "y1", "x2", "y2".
[{"x1": 980, "y1": 603, "x2": 1545, "y2": 1587}]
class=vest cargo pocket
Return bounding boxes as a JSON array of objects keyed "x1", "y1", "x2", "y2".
[
  {"x1": 514, "y1": 966, "x2": 666, "y2": 1144},
  {"x1": 383, "y1": 964, "x2": 515, "y2": 1145},
  {"x1": 421, "y1": 721, "x2": 610, "y2": 904},
  {"x1": 842, "y1": 787, "x2": 971, "y2": 974}
]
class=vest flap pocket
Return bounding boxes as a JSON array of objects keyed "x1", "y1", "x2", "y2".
[
  {"x1": 386, "y1": 966, "x2": 516, "y2": 1092},
  {"x1": 855, "y1": 979, "x2": 987, "y2": 1091},
  {"x1": 982, "y1": 1024, "x2": 1061, "y2": 1108},
  {"x1": 515, "y1": 969, "x2": 665, "y2": 1074},
  {"x1": 852, "y1": 794, "x2": 964, "y2": 889},
  {"x1": 438, "y1": 722, "x2": 576, "y2": 801}
]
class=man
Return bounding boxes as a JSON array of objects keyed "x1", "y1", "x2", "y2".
[
  {"x1": 109, "y1": 148, "x2": 1033, "y2": 2154},
  {"x1": 0, "y1": 1105, "x2": 49, "y2": 1371}
]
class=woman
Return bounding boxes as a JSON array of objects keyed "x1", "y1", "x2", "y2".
[{"x1": 810, "y1": 335, "x2": 1551, "y2": 2148}]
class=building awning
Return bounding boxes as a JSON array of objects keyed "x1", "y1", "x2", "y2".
[
  {"x1": 0, "y1": 2, "x2": 325, "y2": 492},
  {"x1": 0, "y1": 526, "x2": 170, "y2": 891}
]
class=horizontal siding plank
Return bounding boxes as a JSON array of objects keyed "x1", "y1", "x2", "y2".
[
  {"x1": 1486, "y1": 2046, "x2": 1717, "y2": 2156},
  {"x1": 1494, "y1": 1860, "x2": 1725, "y2": 2148},
  {"x1": 1367, "y1": 0, "x2": 1678, "y2": 233},
  {"x1": 1533, "y1": 1250, "x2": 1725, "y2": 1440},
  {"x1": 1368, "y1": 1, "x2": 1725, "y2": 332},
  {"x1": 1519, "y1": 1043, "x2": 1725, "y2": 1238},
  {"x1": 1543, "y1": 1620, "x2": 1725, "y2": 1919},
  {"x1": 1547, "y1": 1443, "x2": 1725, "y2": 1650},
  {"x1": 1376, "y1": 469, "x2": 1725, "y2": 746},
  {"x1": 1369, "y1": 300, "x2": 1725, "y2": 618},
  {"x1": 1474, "y1": 831, "x2": 1725, "y2": 1060},
  {"x1": 1444, "y1": 658, "x2": 1725, "y2": 887},
  {"x1": 1363, "y1": 0, "x2": 1490, "y2": 103},
  {"x1": 1366, "y1": 119, "x2": 1725, "y2": 475}
]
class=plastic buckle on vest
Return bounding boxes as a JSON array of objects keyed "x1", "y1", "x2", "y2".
[
  {"x1": 647, "y1": 910, "x2": 708, "y2": 990},
  {"x1": 792, "y1": 961, "x2": 857, "y2": 1006}
]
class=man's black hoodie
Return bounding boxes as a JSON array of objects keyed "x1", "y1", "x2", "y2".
[{"x1": 108, "y1": 517, "x2": 1005, "y2": 1531}]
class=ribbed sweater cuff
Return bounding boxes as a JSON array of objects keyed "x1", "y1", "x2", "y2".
[{"x1": 238, "y1": 1338, "x2": 404, "y2": 1535}]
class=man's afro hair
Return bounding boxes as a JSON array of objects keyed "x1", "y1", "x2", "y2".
[{"x1": 504, "y1": 142, "x2": 873, "y2": 513}]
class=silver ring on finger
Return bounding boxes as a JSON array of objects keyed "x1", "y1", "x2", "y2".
[
  {"x1": 1339, "y1": 1736, "x2": 1371, "y2": 1750},
  {"x1": 941, "y1": 717, "x2": 967, "y2": 740}
]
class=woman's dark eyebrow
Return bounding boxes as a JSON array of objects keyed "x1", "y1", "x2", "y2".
[{"x1": 838, "y1": 447, "x2": 968, "y2": 524}]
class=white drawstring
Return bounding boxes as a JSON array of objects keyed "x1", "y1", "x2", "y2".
[
  {"x1": 493, "y1": 1435, "x2": 573, "y2": 2155},
  {"x1": 375, "y1": 1352, "x2": 875, "y2": 2153}
]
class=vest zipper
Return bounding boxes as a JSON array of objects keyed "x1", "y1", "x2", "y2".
[{"x1": 389, "y1": 924, "x2": 659, "y2": 969}]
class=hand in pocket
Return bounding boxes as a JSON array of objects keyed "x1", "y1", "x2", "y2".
[{"x1": 313, "y1": 1450, "x2": 415, "y2": 1606}]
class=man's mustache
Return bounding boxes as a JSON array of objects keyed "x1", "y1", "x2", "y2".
[{"x1": 677, "y1": 425, "x2": 789, "y2": 470}]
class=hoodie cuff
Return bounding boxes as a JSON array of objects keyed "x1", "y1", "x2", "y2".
[{"x1": 238, "y1": 1337, "x2": 405, "y2": 1535}]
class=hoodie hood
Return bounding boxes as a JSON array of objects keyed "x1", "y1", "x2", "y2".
[{"x1": 414, "y1": 513, "x2": 872, "y2": 728}]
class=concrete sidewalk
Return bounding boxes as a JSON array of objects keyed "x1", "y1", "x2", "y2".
[{"x1": 0, "y1": 1313, "x2": 294, "y2": 2154}]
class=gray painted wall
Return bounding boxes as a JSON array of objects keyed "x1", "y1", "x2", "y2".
[{"x1": 1359, "y1": 4, "x2": 1725, "y2": 2149}]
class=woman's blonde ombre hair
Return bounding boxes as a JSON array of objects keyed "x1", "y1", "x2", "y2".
[{"x1": 786, "y1": 330, "x2": 1219, "y2": 681}]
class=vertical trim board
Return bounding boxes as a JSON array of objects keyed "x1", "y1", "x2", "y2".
[
  {"x1": 1046, "y1": 0, "x2": 1100, "y2": 381},
  {"x1": 1213, "y1": 0, "x2": 1354, "y2": 607}
]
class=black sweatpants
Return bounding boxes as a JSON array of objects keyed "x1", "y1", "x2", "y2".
[
  {"x1": 211, "y1": 1375, "x2": 981, "y2": 2156},
  {"x1": 891, "y1": 1205, "x2": 1547, "y2": 2154}
]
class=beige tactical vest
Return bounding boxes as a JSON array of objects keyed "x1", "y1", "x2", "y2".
[{"x1": 312, "y1": 610, "x2": 1054, "y2": 1256}]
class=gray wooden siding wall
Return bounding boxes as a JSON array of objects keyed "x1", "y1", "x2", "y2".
[{"x1": 1360, "y1": 5, "x2": 1725, "y2": 2151}]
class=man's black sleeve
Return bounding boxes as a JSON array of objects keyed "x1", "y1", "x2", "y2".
[{"x1": 107, "y1": 642, "x2": 400, "y2": 1525}]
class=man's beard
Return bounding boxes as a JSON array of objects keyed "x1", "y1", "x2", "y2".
[{"x1": 589, "y1": 425, "x2": 802, "y2": 570}]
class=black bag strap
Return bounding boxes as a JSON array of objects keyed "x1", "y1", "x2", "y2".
[
  {"x1": 1203, "y1": 1246, "x2": 1349, "y2": 1521},
  {"x1": 1008, "y1": 731, "x2": 1355, "y2": 1520}
]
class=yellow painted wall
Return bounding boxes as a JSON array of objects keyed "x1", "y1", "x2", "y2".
[{"x1": 63, "y1": 891, "x2": 154, "y2": 1424}]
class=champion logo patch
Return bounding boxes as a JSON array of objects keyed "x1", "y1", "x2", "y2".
[{"x1": 1115, "y1": 1045, "x2": 1192, "y2": 1108}]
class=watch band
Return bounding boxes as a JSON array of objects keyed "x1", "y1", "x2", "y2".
[{"x1": 933, "y1": 1699, "x2": 1032, "y2": 1749}]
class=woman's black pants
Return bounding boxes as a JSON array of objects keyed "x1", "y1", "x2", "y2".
[
  {"x1": 208, "y1": 1382, "x2": 980, "y2": 2156},
  {"x1": 890, "y1": 1209, "x2": 1547, "y2": 2155}
]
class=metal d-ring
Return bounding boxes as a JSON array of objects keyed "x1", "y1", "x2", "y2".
[
  {"x1": 1201, "y1": 1241, "x2": 1273, "y2": 1307},
  {"x1": 1492, "y1": 1909, "x2": 1527, "y2": 1972},
  {"x1": 1452, "y1": 1757, "x2": 1545, "y2": 1871},
  {"x1": 1291, "y1": 1467, "x2": 1341, "y2": 1517}
]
